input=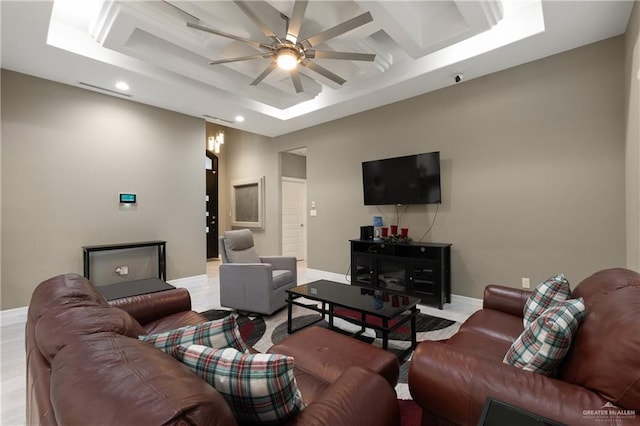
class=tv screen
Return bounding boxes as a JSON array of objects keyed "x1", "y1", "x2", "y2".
[{"x1": 362, "y1": 152, "x2": 441, "y2": 205}]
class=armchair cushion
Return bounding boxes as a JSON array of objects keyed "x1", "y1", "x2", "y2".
[
  {"x1": 272, "y1": 270, "x2": 294, "y2": 289},
  {"x1": 139, "y1": 316, "x2": 248, "y2": 353},
  {"x1": 505, "y1": 297, "x2": 586, "y2": 376},
  {"x1": 223, "y1": 229, "x2": 261, "y2": 263},
  {"x1": 173, "y1": 345, "x2": 305, "y2": 425},
  {"x1": 523, "y1": 273, "x2": 571, "y2": 328}
]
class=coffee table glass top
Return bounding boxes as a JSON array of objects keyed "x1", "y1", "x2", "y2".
[{"x1": 288, "y1": 280, "x2": 419, "y2": 318}]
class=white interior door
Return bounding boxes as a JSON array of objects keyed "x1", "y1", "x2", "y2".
[{"x1": 282, "y1": 178, "x2": 306, "y2": 260}]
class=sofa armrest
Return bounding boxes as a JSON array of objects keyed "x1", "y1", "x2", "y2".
[
  {"x1": 289, "y1": 366, "x2": 399, "y2": 426},
  {"x1": 409, "y1": 341, "x2": 613, "y2": 426},
  {"x1": 108, "y1": 288, "x2": 192, "y2": 326},
  {"x1": 483, "y1": 285, "x2": 532, "y2": 317}
]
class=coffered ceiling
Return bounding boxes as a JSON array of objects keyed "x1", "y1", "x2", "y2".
[{"x1": 0, "y1": 1, "x2": 634, "y2": 137}]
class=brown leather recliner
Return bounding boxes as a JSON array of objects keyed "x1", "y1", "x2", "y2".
[
  {"x1": 408, "y1": 268, "x2": 640, "y2": 426},
  {"x1": 26, "y1": 273, "x2": 400, "y2": 426}
]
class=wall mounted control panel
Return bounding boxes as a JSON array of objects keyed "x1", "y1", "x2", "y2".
[{"x1": 119, "y1": 193, "x2": 137, "y2": 204}]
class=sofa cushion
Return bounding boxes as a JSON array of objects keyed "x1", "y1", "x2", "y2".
[
  {"x1": 139, "y1": 315, "x2": 247, "y2": 353},
  {"x1": 173, "y1": 345, "x2": 305, "y2": 425},
  {"x1": 456, "y1": 308, "x2": 524, "y2": 346},
  {"x1": 49, "y1": 334, "x2": 236, "y2": 426},
  {"x1": 523, "y1": 274, "x2": 571, "y2": 328},
  {"x1": 504, "y1": 297, "x2": 586, "y2": 376},
  {"x1": 560, "y1": 269, "x2": 640, "y2": 409}
]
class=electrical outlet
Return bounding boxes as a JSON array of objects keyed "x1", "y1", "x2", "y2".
[
  {"x1": 115, "y1": 266, "x2": 129, "y2": 276},
  {"x1": 522, "y1": 277, "x2": 530, "y2": 289}
]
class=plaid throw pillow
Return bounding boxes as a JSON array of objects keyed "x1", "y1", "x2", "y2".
[
  {"x1": 523, "y1": 274, "x2": 571, "y2": 328},
  {"x1": 138, "y1": 316, "x2": 247, "y2": 353},
  {"x1": 173, "y1": 345, "x2": 305, "y2": 425},
  {"x1": 504, "y1": 297, "x2": 586, "y2": 376}
]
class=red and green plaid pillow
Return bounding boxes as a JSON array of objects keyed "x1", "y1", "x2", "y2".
[
  {"x1": 504, "y1": 297, "x2": 586, "y2": 376},
  {"x1": 173, "y1": 345, "x2": 305, "y2": 425},
  {"x1": 523, "y1": 274, "x2": 571, "y2": 328},
  {"x1": 138, "y1": 316, "x2": 247, "y2": 353}
]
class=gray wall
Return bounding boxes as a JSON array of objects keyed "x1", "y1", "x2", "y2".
[
  {"x1": 625, "y1": 2, "x2": 640, "y2": 271},
  {"x1": 263, "y1": 36, "x2": 627, "y2": 298},
  {"x1": 1, "y1": 70, "x2": 206, "y2": 309},
  {"x1": 219, "y1": 127, "x2": 277, "y2": 254},
  {"x1": 1, "y1": 32, "x2": 634, "y2": 309}
]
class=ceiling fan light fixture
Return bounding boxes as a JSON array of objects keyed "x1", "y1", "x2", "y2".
[
  {"x1": 190, "y1": 2, "x2": 376, "y2": 92},
  {"x1": 277, "y1": 49, "x2": 300, "y2": 71}
]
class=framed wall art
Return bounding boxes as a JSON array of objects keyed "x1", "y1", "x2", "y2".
[{"x1": 231, "y1": 176, "x2": 264, "y2": 229}]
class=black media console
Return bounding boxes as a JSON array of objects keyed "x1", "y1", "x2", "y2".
[{"x1": 350, "y1": 239, "x2": 451, "y2": 309}]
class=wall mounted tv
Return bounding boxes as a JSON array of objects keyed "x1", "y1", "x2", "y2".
[{"x1": 362, "y1": 151, "x2": 441, "y2": 205}]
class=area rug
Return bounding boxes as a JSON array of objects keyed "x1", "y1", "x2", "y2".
[{"x1": 201, "y1": 298, "x2": 460, "y2": 401}]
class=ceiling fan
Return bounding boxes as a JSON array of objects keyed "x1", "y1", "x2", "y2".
[{"x1": 186, "y1": 0, "x2": 375, "y2": 93}]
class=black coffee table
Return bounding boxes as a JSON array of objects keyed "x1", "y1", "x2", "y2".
[{"x1": 286, "y1": 280, "x2": 420, "y2": 358}]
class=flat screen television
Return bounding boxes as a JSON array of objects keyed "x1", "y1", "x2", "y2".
[{"x1": 362, "y1": 151, "x2": 441, "y2": 205}]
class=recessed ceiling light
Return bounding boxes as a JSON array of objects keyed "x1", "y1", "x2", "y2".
[
  {"x1": 115, "y1": 81, "x2": 130, "y2": 91},
  {"x1": 235, "y1": 115, "x2": 245, "y2": 123}
]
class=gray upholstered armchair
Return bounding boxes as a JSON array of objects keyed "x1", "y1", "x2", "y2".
[{"x1": 219, "y1": 229, "x2": 297, "y2": 315}]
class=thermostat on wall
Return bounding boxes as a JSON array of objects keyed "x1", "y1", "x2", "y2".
[{"x1": 119, "y1": 193, "x2": 137, "y2": 204}]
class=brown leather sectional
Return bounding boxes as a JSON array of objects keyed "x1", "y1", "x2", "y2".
[
  {"x1": 26, "y1": 273, "x2": 400, "y2": 426},
  {"x1": 409, "y1": 268, "x2": 640, "y2": 425}
]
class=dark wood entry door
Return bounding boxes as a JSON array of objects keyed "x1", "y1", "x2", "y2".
[{"x1": 206, "y1": 151, "x2": 219, "y2": 259}]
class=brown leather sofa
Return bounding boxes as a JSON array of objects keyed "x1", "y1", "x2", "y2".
[
  {"x1": 26, "y1": 273, "x2": 400, "y2": 426},
  {"x1": 409, "y1": 268, "x2": 640, "y2": 426}
]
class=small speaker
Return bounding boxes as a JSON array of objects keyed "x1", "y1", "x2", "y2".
[{"x1": 360, "y1": 225, "x2": 374, "y2": 240}]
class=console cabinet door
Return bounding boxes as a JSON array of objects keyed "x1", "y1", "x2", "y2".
[
  {"x1": 353, "y1": 254, "x2": 376, "y2": 287},
  {"x1": 377, "y1": 257, "x2": 409, "y2": 293},
  {"x1": 408, "y1": 261, "x2": 443, "y2": 309}
]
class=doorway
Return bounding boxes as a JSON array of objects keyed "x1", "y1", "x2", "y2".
[
  {"x1": 281, "y1": 148, "x2": 307, "y2": 260},
  {"x1": 206, "y1": 151, "x2": 219, "y2": 259}
]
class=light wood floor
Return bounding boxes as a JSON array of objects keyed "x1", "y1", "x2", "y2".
[{"x1": 1, "y1": 261, "x2": 479, "y2": 425}]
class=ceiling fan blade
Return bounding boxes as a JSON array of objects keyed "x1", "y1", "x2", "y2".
[
  {"x1": 301, "y1": 60, "x2": 346, "y2": 85},
  {"x1": 290, "y1": 68, "x2": 304, "y2": 93},
  {"x1": 234, "y1": 0, "x2": 281, "y2": 42},
  {"x1": 286, "y1": 0, "x2": 308, "y2": 43},
  {"x1": 250, "y1": 62, "x2": 277, "y2": 86},
  {"x1": 301, "y1": 11, "x2": 373, "y2": 48},
  {"x1": 306, "y1": 50, "x2": 375, "y2": 61},
  {"x1": 209, "y1": 53, "x2": 273, "y2": 65},
  {"x1": 187, "y1": 22, "x2": 271, "y2": 50}
]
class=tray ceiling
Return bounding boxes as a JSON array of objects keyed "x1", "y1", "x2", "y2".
[{"x1": 0, "y1": 1, "x2": 634, "y2": 136}]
